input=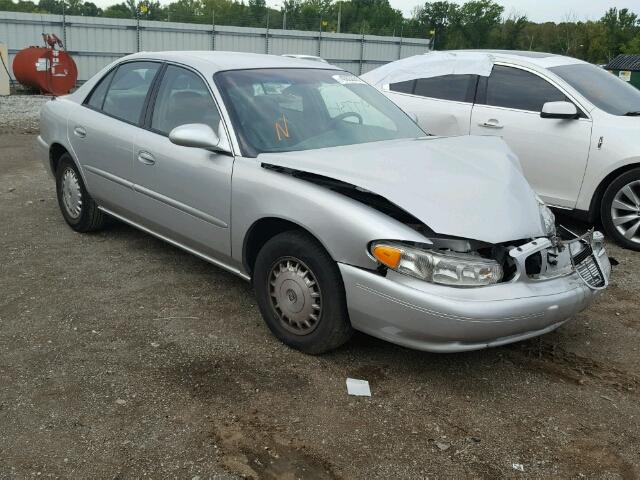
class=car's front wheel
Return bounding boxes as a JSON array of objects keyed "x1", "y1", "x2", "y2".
[
  {"x1": 601, "y1": 168, "x2": 640, "y2": 251},
  {"x1": 55, "y1": 154, "x2": 106, "y2": 232},
  {"x1": 253, "y1": 230, "x2": 353, "y2": 354}
]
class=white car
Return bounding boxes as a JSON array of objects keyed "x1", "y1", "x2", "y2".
[{"x1": 364, "y1": 50, "x2": 640, "y2": 251}]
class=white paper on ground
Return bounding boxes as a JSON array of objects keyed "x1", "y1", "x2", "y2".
[
  {"x1": 346, "y1": 378, "x2": 371, "y2": 396},
  {"x1": 361, "y1": 51, "x2": 494, "y2": 89}
]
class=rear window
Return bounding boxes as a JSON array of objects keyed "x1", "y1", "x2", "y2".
[
  {"x1": 414, "y1": 75, "x2": 477, "y2": 102},
  {"x1": 389, "y1": 80, "x2": 415, "y2": 94},
  {"x1": 85, "y1": 69, "x2": 115, "y2": 110},
  {"x1": 390, "y1": 75, "x2": 477, "y2": 103}
]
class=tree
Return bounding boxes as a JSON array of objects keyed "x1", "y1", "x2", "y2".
[
  {"x1": 415, "y1": 1, "x2": 458, "y2": 49},
  {"x1": 601, "y1": 7, "x2": 639, "y2": 61},
  {"x1": 103, "y1": 1, "x2": 134, "y2": 18},
  {"x1": 456, "y1": 0, "x2": 503, "y2": 48},
  {"x1": 623, "y1": 34, "x2": 640, "y2": 54}
]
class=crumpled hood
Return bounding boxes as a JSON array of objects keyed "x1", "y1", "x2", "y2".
[{"x1": 259, "y1": 136, "x2": 545, "y2": 244}]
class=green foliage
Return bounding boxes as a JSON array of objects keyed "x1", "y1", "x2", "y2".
[{"x1": 2, "y1": 0, "x2": 639, "y2": 63}]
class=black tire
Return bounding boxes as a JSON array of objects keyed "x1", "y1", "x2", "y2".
[
  {"x1": 55, "y1": 154, "x2": 106, "y2": 232},
  {"x1": 601, "y1": 167, "x2": 640, "y2": 251},
  {"x1": 253, "y1": 230, "x2": 353, "y2": 354}
]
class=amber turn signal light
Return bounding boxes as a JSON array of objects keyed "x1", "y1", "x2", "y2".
[{"x1": 372, "y1": 244, "x2": 402, "y2": 269}]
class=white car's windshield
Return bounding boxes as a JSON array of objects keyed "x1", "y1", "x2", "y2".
[
  {"x1": 550, "y1": 63, "x2": 640, "y2": 116},
  {"x1": 215, "y1": 68, "x2": 425, "y2": 156}
]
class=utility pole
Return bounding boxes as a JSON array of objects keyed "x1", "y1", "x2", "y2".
[
  {"x1": 337, "y1": 2, "x2": 341, "y2": 33},
  {"x1": 283, "y1": 9, "x2": 286, "y2": 30}
]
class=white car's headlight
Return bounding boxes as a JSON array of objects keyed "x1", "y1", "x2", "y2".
[
  {"x1": 370, "y1": 242, "x2": 503, "y2": 287},
  {"x1": 537, "y1": 197, "x2": 556, "y2": 237}
]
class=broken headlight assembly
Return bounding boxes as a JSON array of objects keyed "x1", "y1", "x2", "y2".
[
  {"x1": 537, "y1": 197, "x2": 557, "y2": 237},
  {"x1": 370, "y1": 242, "x2": 503, "y2": 287}
]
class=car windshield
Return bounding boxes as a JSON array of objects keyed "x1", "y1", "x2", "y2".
[
  {"x1": 550, "y1": 63, "x2": 640, "y2": 116},
  {"x1": 215, "y1": 68, "x2": 425, "y2": 156}
]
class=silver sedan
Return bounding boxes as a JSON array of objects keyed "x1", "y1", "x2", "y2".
[{"x1": 38, "y1": 51, "x2": 611, "y2": 354}]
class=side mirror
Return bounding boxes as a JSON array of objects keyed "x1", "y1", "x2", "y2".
[
  {"x1": 540, "y1": 101, "x2": 579, "y2": 120},
  {"x1": 169, "y1": 123, "x2": 231, "y2": 153}
]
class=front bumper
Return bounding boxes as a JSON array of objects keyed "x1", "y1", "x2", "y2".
[{"x1": 340, "y1": 237, "x2": 611, "y2": 353}]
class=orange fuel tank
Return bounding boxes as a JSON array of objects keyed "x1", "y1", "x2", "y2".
[{"x1": 13, "y1": 45, "x2": 78, "y2": 96}]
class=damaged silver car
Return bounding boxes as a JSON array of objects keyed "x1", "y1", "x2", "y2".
[{"x1": 38, "y1": 51, "x2": 611, "y2": 354}]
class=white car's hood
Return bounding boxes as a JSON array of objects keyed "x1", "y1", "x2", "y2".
[{"x1": 259, "y1": 136, "x2": 546, "y2": 244}]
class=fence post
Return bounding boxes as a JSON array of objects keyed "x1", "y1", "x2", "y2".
[
  {"x1": 62, "y1": 1, "x2": 67, "y2": 49},
  {"x1": 317, "y1": 18, "x2": 322, "y2": 57},
  {"x1": 265, "y1": 11, "x2": 269, "y2": 54},
  {"x1": 136, "y1": 11, "x2": 140, "y2": 52},
  {"x1": 359, "y1": 31, "x2": 365, "y2": 75},
  {"x1": 211, "y1": 10, "x2": 215, "y2": 50}
]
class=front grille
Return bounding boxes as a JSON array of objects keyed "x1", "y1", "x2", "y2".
[{"x1": 572, "y1": 245, "x2": 606, "y2": 289}]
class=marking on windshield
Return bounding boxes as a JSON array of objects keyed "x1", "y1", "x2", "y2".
[{"x1": 275, "y1": 113, "x2": 290, "y2": 141}]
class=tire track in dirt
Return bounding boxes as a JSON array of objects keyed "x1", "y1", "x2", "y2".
[
  {"x1": 507, "y1": 340, "x2": 639, "y2": 393},
  {"x1": 212, "y1": 415, "x2": 340, "y2": 480}
]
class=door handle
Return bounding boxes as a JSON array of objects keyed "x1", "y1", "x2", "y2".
[
  {"x1": 479, "y1": 120, "x2": 503, "y2": 129},
  {"x1": 73, "y1": 126, "x2": 87, "y2": 138},
  {"x1": 137, "y1": 151, "x2": 155, "y2": 166}
]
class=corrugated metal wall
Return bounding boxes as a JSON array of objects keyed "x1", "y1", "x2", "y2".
[{"x1": 0, "y1": 10, "x2": 430, "y2": 83}]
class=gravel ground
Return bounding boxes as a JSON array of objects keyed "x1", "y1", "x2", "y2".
[
  {"x1": 1, "y1": 112, "x2": 639, "y2": 478},
  {"x1": 0, "y1": 95, "x2": 50, "y2": 134}
]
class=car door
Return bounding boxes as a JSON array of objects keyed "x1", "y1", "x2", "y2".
[
  {"x1": 130, "y1": 63, "x2": 234, "y2": 260},
  {"x1": 69, "y1": 61, "x2": 162, "y2": 216},
  {"x1": 384, "y1": 74, "x2": 477, "y2": 136},
  {"x1": 470, "y1": 65, "x2": 592, "y2": 208}
]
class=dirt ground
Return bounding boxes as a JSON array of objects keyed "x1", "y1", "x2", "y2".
[{"x1": 1, "y1": 129, "x2": 639, "y2": 479}]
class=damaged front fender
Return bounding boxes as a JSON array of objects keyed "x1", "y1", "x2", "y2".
[{"x1": 230, "y1": 157, "x2": 433, "y2": 271}]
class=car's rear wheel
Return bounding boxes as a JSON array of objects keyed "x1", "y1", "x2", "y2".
[
  {"x1": 55, "y1": 154, "x2": 106, "y2": 232},
  {"x1": 601, "y1": 168, "x2": 640, "y2": 251},
  {"x1": 253, "y1": 230, "x2": 353, "y2": 354}
]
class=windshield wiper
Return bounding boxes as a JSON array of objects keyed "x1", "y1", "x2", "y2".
[{"x1": 624, "y1": 111, "x2": 640, "y2": 116}]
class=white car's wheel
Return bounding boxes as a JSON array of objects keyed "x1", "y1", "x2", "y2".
[{"x1": 601, "y1": 168, "x2": 640, "y2": 251}]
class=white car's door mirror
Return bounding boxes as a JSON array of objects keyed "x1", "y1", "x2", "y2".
[
  {"x1": 540, "y1": 101, "x2": 579, "y2": 120},
  {"x1": 169, "y1": 123, "x2": 231, "y2": 154}
]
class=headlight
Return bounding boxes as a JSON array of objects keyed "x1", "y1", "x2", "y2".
[
  {"x1": 370, "y1": 242, "x2": 503, "y2": 287},
  {"x1": 537, "y1": 197, "x2": 556, "y2": 237}
]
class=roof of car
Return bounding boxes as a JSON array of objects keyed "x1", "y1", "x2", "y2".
[
  {"x1": 605, "y1": 54, "x2": 640, "y2": 72},
  {"x1": 451, "y1": 49, "x2": 587, "y2": 69},
  {"x1": 124, "y1": 50, "x2": 340, "y2": 73}
]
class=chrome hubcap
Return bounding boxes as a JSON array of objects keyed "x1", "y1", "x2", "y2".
[
  {"x1": 268, "y1": 257, "x2": 322, "y2": 335},
  {"x1": 61, "y1": 168, "x2": 82, "y2": 219},
  {"x1": 611, "y1": 180, "x2": 640, "y2": 244}
]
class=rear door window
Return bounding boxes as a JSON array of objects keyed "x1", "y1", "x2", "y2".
[
  {"x1": 479, "y1": 65, "x2": 567, "y2": 112},
  {"x1": 102, "y1": 61, "x2": 161, "y2": 124}
]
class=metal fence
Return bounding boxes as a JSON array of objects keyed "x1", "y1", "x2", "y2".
[{"x1": 0, "y1": 11, "x2": 430, "y2": 84}]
